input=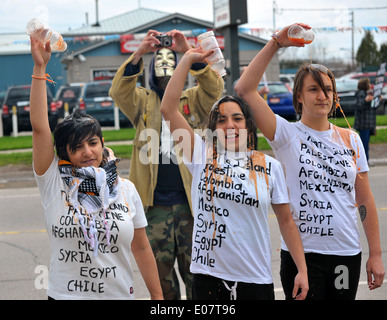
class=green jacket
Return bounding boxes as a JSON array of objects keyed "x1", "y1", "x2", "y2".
[{"x1": 109, "y1": 54, "x2": 224, "y2": 211}]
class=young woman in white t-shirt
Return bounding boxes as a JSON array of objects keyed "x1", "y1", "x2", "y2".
[
  {"x1": 235, "y1": 23, "x2": 385, "y2": 300},
  {"x1": 29, "y1": 37, "x2": 163, "y2": 300},
  {"x1": 160, "y1": 47, "x2": 308, "y2": 300}
]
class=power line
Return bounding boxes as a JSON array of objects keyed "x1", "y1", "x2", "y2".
[
  {"x1": 279, "y1": 6, "x2": 387, "y2": 11},
  {"x1": 272, "y1": 3, "x2": 387, "y2": 68}
]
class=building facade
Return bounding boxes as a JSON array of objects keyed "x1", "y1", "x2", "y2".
[{"x1": 0, "y1": 8, "x2": 279, "y2": 95}]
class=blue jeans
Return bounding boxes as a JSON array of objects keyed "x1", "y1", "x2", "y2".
[{"x1": 358, "y1": 129, "x2": 371, "y2": 160}]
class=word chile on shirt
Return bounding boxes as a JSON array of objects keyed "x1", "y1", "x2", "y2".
[
  {"x1": 297, "y1": 134, "x2": 355, "y2": 238},
  {"x1": 50, "y1": 190, "x2": 131, "y2": 294}
]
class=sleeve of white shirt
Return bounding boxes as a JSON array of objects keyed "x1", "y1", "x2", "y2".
[
  {"x1": 269, "y1": 157, "x2": 290, "y2": 204},
  {"x1": 34, "y1": 155, "x2": 62, "y2": 210},
  {"x1": 266, "y1": 115, "x2": 293, "y2": 152},
  {"x1": 126, "y1": 181, "x2": 148, "y2": 229},
  {"x1": 351, "y1": 130, "x2": 369, "y2": 173}
]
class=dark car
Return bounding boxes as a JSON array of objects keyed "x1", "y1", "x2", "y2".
[
  {"x1": 54, "y1": 83, "x2": 85, "y2": 119},
  {"x1": 258, "y1": 81, "x2": 295, "y2": 118},
  {"x1": 335, "y1": 79, "x2": 358, "y2": 117},
  {"x1": 78, "y1": 81, "x2": 132, "y2": 127},
  {"x1": 348, "y1": 71, "x2": 387, "y2": 89},
  {"x1": 1, "y1": 85, "x2": 58, "y2": 136},
  {"x1": 0, "y1": 90, "x2": 6, "y2": 106}
]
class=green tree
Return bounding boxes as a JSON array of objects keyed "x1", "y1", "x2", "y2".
[
  {"x1": 356, "y1": 31, "x2": 380, "y2": 69},
  {"x1": 379, "y1": 43, "x2": 387, "y2": 64}
]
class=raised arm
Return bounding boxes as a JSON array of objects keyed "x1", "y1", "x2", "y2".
[
  {"x1": 29, "y1": 37, "x2": 55, "y2": 175},
  {"x1": 235, "y1": 23, "x2": 309, "y2": 141},
  {"x1": 160, "y1": 47, "x2": 214, "y2": 162}
]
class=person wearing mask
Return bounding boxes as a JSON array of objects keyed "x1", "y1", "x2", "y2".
[
  {"x1": 160, "y1": 46, "x2": 308, "y2": 300},
  {"x1": 109, "y1": 29, "x2": 223, "y2": 299}
]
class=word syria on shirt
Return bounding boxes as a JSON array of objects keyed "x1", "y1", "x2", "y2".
[
  {"x1": 50, "y1": 190, "x2": 131, "y2": 294},
  {"x1": 296, "y1": 134, "x2": 356, "y2": 237},
  {"x1": 193, "y1": 156, "x2": 271, "y2": 267}
]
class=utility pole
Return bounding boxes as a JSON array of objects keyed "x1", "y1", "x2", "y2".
[
  {"x1": 213, "y1": 0, "x2": 248, "y2": 94},
  {"x1": 350, "y1": 10, "x2": 355, "y2": 69},
  {"x1": 272, "y1": 5, "x2": 387, "y2": 69},
  {"x1": 92, "y1": 0, "x2": 100, "y2": 27},
  {"x1": 273, "y1": 1, "x2": 277, "y2": 32}
]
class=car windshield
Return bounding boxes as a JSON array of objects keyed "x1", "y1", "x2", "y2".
[
  {"x1": 85, "y1": 83, "x2": 111, "y2": 98},
  {"x1": 7, "y1": 88, "x2": 30, "y2": 102},
  {"x1": 336, "y1": 81, "x2": 357, "y2": 92},
  {"x1": 259, "y1": 83, "x2": 290, "y2": 94},
  {"x1": 58, "y1": 87, "x2": 82, "y2": 101}
]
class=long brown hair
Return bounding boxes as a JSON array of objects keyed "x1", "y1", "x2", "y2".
[{"x1": 293, "y1": 63, "x2": 338, "y2": 117}]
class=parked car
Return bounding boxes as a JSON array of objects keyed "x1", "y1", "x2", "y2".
[
  {"x1": 258, "y1": 81, "x2": 296, "y2": 118},
  {"x1": 54, "y1": 83, "x2": 85, "y2": 119},
  {"x1": 339, "y1": 71, "x2": 387, "y2": 89},
  {"x1": 279, "y1": 74, "x2": 295, "y2": 88},
  {"x1": 0, "y1": 90, "x2": 6, "y2": 106},
  {"x1": 335, "y1": 79, "x2": 358, "y2": 117},
  {"x1": 78, "y1": 81, "x2": 132, "y2": 127},
  {"x1": 1, "y1": 85, "x2": 57, "y2": 136}
]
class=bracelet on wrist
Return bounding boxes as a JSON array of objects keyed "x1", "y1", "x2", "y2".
[
  {"x1": 31, "y1": 73, "x2": 56, "y2": 85},
  {"x1": 271, "y1": 32, "x2": 282, "y2": 48}
]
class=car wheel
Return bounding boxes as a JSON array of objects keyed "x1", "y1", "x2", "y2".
[{"x1": 2, "y1": 122, "x2": 12, "y2": 136}]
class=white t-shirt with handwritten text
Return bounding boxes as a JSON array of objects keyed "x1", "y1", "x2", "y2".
[
  {"x1": 268, "y1": 115, "x2": 368, "y2": 255},
  {"x1": 34, "y1": 156, "x2": 147, "y2": 300},
  {"x1": 184, "y1": 134, "x2": 289, "y2": 284}
]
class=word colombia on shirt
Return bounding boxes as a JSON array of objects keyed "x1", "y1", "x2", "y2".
[
  {"x1": 51, "y1": 187, "x2": 134, "y2": 296},
  {"x1": 194, "y1": 155, "x2": 271, "y2": 268},
  {"x1": 35, "y1": 157, "x2": 147, "y2": 299},
  {"x1": 271, "y1": 116, "x2": 366, "y2": 254},
  {"x1": 186, "y1": 134, "x2": 288, "y2": 283}
]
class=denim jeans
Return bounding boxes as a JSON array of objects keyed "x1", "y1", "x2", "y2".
[{"x1": 358, "y1": 129, "x2": 371, "y2": 160}]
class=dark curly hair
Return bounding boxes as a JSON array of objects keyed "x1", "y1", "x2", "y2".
[
  {"x1": 53, "y1": 109, "x2": 104, "y2": 161},
  {"x1": 205, "y1": 95, "x2": 258, "y2": 155}
]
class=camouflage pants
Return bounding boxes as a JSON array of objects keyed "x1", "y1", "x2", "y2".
[{"x1": 146, "y1": 203, "x2": 193, "y2": 300}]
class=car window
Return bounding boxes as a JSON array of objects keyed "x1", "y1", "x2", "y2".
[
  {"x1": 58, "y1": 87, "x2": 82, "y2": 101},
  {"x1": 259, "y1": 83, "x2": 290, "y2": 94},
  {"x1": 7, "y1": 88, "x2": 31, "y2": 102},
  {"x1": 84, "y1": 83, "x2": 111, "y2": 98},
  {"x1": 336, "y1": 82, "x2": 358, "y2": 91},
  {"x1": 5, "y1": 86, "x2": 52, "y2": 105}
]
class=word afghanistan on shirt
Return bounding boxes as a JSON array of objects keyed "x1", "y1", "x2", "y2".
[
  {"x1": 34, "y1": 156, "x2": 147, "y2": 300},
  {"x1": 268, "y1": 115, "x2": 368, "y2": 256},
  {"x1": 184, "y1": 134, "x2": 289, "y2": 284}
]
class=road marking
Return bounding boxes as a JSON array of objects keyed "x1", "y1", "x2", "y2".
[
  {"x1": 0, "y1": 193, "x2": 40, "y2": 199},
  {"x1": 0, "y1": 229, "x2": 46, "y2": 236}
]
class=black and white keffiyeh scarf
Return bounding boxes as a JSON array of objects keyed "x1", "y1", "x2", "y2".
[{"x1": 58, "y1": 147, "x2": 120, "y2": 256}]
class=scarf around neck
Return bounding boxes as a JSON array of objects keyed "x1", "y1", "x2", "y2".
[{"x1": 58, "y1": 147, "x2": 120, "y2": 256}]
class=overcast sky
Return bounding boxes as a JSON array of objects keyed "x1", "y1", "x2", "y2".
[{"x1": 1, "y1": 0, "x2": 386, "y2": 61}]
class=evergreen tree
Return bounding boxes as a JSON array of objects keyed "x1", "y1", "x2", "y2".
[
  {"x1": 356, "y1": 31, "x2": 380, "y2": 69},
  {"x1": 379, "y1": 43, "x2": 387, "y2": 64}
]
